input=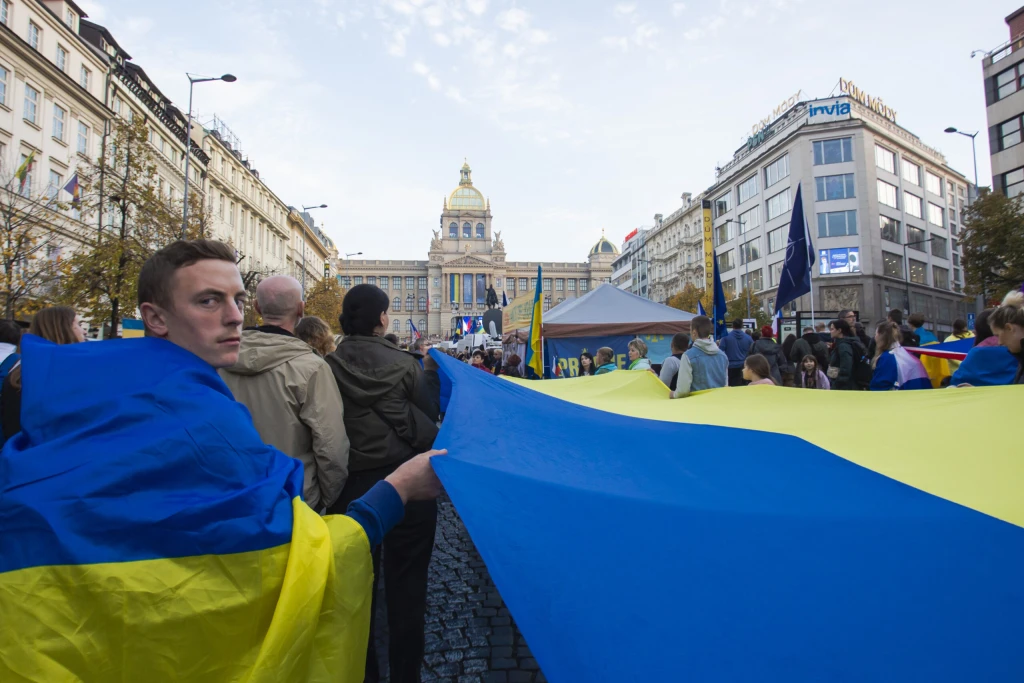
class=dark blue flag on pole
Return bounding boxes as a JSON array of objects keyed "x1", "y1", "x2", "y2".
[
  {"x1": 775, "y1": 182, "x2": 814, "y2": 315},
  {"x1": 712, "y1": 252, "x2": 727, "y2": 340}
]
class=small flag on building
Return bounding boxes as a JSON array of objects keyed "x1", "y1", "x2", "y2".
[
  {"x1": 14, "y1": 151, "x2": 35, "y2": 194},
  {"x1": 63, "y1": 172, "x2": 81, "y2": 208}
]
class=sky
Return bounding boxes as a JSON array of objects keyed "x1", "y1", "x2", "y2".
[{"x1": 77, "y1": 0, "x2": 1015, "y2": 262}]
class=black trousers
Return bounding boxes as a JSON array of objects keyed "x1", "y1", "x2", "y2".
[
  {"x1": 329, "y1": 463, "x2": 438, "y2": 683},
  {"x1": 728, "y1": 367, "x2": 749, "y2": 387}
]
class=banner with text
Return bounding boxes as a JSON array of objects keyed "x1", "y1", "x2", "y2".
[{"x1": 547, "y1": 334, "x2": 674, "y2": 377}]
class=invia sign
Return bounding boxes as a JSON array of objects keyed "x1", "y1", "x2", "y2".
[{"x1": 809, "y1": 100, "x2": 851, "y2": 118}]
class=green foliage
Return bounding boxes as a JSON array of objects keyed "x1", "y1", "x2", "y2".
[
  {"x1": 961, "y1": 189, "x2": 1024, "y2": 304},
  {"x1": 666, "y1": 282, "x2": 709, "y2": 315},
  {"x1": 304, "y1": 276, "x2": 346, "y2": 334},
  {"x1": 725, "y1": 288, "x2": 772, "y2": 328}
]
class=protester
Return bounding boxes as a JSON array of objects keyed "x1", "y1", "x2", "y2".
[
  {"x1": 326, "y1": 283, "x2": 443, "y2": 683},
  {"x1": 420, "y1": 352, "x2": 442, "y2": 422},
  {"x1": 908, "y1": 312, "x2": 937, "y2": 346},
  {"x1": 827, "y1": 319, "x2": 866, "y2": 391},
  {"x1": 790, "y1": 326, "x2": 829, "y2": 372},
  {"x1": 742, "y1": 353, "x2": 776, "y2": 386},
  {"x1": 504, "y1": 353, "x2": 524, "y2": 378},
  {"x1": 752, "y1": 325, "x2": 784, "y2": 385},
  {"x1": 594, "y1": 347, "x2": 617, "y2": 374},
  {"x1": 781, "y1": 333, "x2": 797, "y2": 365},
  {"x1": 854, "y1": 321, "x2": 871, "y2": 349},
  {"x1": 627, "y1": 338, "x2": 652, "y2": 371},
  {"x1": 814, "y1": 322, "x2": 830, "y2": 345},
  {"x1": 943, "y1": 319, "x2": 974, "y2": 374},
  {"x1": 988, "y1": 290, "x2": 1024, "y2": 384},
  {"x1": 295, "y1": 315, "x2": 336, "y2": 357},
  {"x1": 798, "y1": 354, "x2": 830, "y2": 390},
  {"x1": 671, "y1": 315, "x2": 728, "y2": 398},
  {"x1": 779, "y1": 333, "x2": 798, "y2": 386},
  {"x1": 838, "y1": 309, "x2": 858, "y2": 327},
  {"x1": 2, "y1": 306, "x2": 86, "y2": 441},
  {"x1": 719, "y1": 319, "x2": 753, "y2": 386},
  {"x1": 658, "y1": 333, "x2": 690, "y2": 390},
  {"x1": 869, "y1": 321, "x2": 930, "y2": 391},
  {"x1": 0, "y1": 319, "x2": 20, "y2": 366},
  {"x1": 384, "y1": 333, "x2": 400, "y2": 345},
  {"x1": 220, "y1": 276, "x2": 349, "y2": 512},
  {"x1": 491, "y1": 348, "x2": 503, "y2": 376},
  {"x1": 471, "y1": 349, "x2": 491, "y2": 372},
  {"x1": 949, "y1": 308, "x2": 1019, "y2": 387},
  {"x1": 868, "y1": 309, "x2": 919, "y2": 355},
  {"x1": 578, "y1": 351, "x2": 597, "y2": 377}
]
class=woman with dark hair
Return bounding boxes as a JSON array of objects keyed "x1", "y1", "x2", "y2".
[
  {"x1": 503, "y1": 353, "x2": 524, "y2": 378},
  {"x1": 869, "y1": 321, "x2": 930, "y2": 391},
  {"x1": 948, "y1": 307, "x2": 1019, "y2": 387},
  {"x1": 827, "y1": 318, "x2": 865, "y2": 391},
  {"x1": 741, "y1": 353, "x2": 776, "y2": 385},
  {"x1": 578, "y1": 351, "x2": 596, "y2": 377},
  {"x1": 2, "y1": 306, "x2": 86, "y2": 441},
  {"x1": 752, "y1": 325, "x2": 784, "y2": 385},
  {"x1": 326, "y1": 284, "x2": 440, "y2": 683}
]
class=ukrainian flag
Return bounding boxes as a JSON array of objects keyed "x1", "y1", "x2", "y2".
[
  {"x1": 0, "y1": 336, "x2": 373, "y2": 682},
  {"x1": 428, "y1": 349, "x2": 1024, "y2": 683},
  {"x1": 525, "y1": 265, "x2": 543, "y2": 378}
]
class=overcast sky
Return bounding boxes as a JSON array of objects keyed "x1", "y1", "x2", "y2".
[{"x1": 78, "y1": 0, "x2": 1013, "y2": 261}]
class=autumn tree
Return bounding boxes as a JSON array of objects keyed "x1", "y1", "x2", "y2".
[
  {"x1": 666, "y1": 282, "x2": 709, "y2": 315},
  {"x1": 304, "y1": 276, "x2": 345, "y2": 334},
  {"x1": 59, "y1": 117, "x2": 207, "y2": 337},
  {"x1": 726, "y1": 288, "x2": 772, "y2": 328},
  {"x1": 961, "y1": 189, "x2": 1024, "y2": 303}
]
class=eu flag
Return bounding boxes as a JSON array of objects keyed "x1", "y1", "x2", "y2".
[
  {"x1": 712, "y1": 252, "x2": 727, "y2": 340},
  {"x1": 775, "y1": 182, "x2": 813, "y2": 314}
]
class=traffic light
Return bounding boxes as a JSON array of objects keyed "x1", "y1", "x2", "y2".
[{"x1": 323, "y1": 260, "x2": 330, "y2": 278}]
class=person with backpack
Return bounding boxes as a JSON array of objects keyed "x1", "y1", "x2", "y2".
[
  {"x1": 790, "y1": 327, "x2": 829, "y2": 372},
  {"x1": 752, "y1": 325, "x2": 784, "y2": 386},
  {"x1": 827, "y1": 319, "x2": 866, "y2": 390}
]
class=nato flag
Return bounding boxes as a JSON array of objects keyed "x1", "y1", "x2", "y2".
[
  {"x1": 775, "y1": 182, "x2": 814, "y2": 314},
  {"x1": 712, "y1": 252, "x2": 727, "y2": 340}
]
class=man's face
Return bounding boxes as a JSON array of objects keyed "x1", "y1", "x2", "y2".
[
  {"x1": 142, "y1": 259, "x2": 246, "y2": 368},
  {"x1": 842, "y1": 312, "x2": 856, "y2": 326}
]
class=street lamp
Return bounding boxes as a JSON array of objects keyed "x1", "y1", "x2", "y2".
[
  {"x1": 943, "y1": 128, "x2": 979, "y2": 203},
  {"x1": 903, "y1": 236, "x2": 937, "y2": 315},
  {"x1": 298, "y1": 203, "x2": 327, "y2": 294},
  {"x1": 181, "y1": 73, "x2": 236, "y2": 238},
  {"x1": 724, "y1": 218, "x2": 750, "y2": 319}
]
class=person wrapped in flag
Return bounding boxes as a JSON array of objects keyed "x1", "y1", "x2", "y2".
[
  {"x1": 868, "y1": 320, "x2": 931, "y2": 391},
  {"x1": 0, "y1": 239, "x2": 446, "y2": 682}
]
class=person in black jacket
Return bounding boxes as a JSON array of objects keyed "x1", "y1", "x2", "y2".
[
  {"x1": 752, "y1": 325, "x2": 785, "y2": 385},
  {"x1": 326, "y1": 284, "x2": 440, "y2": 683},
  {"x1": 790, "y1": 327, "x2": 829, "y2": 371},
  {"x1": 828, "y1": 319, "x2": 866, "y2": 390}
]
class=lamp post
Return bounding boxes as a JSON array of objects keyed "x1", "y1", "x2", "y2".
[
  {"x1": 341, "y1": 250, "x2": 362, "y2": 289},
  {"x1": 181, "y1": 73, "x2": 236, "y2": 239},
  {"x1": 298, "y1": 204, "x2": 327, "y2": 294},
  {"x1": 903, "y1": 236, "x2": 937, "y2": 315},
  {"x1": 724, "y1": 218, "x2": 749, "y2": 318},
  {"x1": 944, "y1": 126, "x2": 987, "y2": 306}
]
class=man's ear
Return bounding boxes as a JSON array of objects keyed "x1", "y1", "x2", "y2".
[
  {"x1": 139, "y1": 302, "x2": 170, "y2": 339},
  {"x1": 297, "y1": 301, "x2": 305, "y2": 319},
  {"x1": 254, "y1": 300, "x2": 263, "y2": 317}
]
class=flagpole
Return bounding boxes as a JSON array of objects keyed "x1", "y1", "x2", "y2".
[{"x1": 803, "y1": 194, "x2": 816, "y2": 328}]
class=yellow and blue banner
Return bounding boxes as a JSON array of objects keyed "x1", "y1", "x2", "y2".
[
  {"x1": 547, "y1": 334, "x2": 672, "y2": 376},
  {"x1": 525, "y1": 265, "x2": 543, "y2": 378},
  {"x1": 429, "y1": 349, "x2": 1024, "y2": 683},
  {"x1": 1, "y1": 336, "x2": 374, "y2": 682},
  {"x1": 121, "y1": 317, "x2": 145, "y2": 338}
]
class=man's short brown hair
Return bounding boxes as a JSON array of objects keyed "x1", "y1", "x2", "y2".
[
  {"x1": 691, "y1": 315, "x2": 713, "y2": 339},
  {"x1": 138, "y1": 239, "x2": 237, "y2": 311}
]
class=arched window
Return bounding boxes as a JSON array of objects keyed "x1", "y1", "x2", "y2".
[
  {"x1": 418, "y1": 296, "x2": 426, "y2": 312},
  {"x1": 393, "y1": 297, "x2": 401, "y2": 312},
  {"x1": 418, "y1": 319, "x2": 426, "y2": 331},
  {"x1": 449, "y1": 221, "x2": 457, "y2": 238},
  {"x1": 463, "y1": 222, "x2": 471, "y2": 238},
  {"x1": 475, "y1": 223, "x2": 485, "y2": 238},
  {"x1": 392, "y1": 320, "x2": 400, "y2": 332}
]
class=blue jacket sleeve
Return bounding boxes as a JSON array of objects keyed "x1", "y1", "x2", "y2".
[
  {"x1": 346, "y1": 481, "x2": 405, "y2": 547},
  {"x1": 869, "y1": 353, "x2": 898, "y2": 391}
]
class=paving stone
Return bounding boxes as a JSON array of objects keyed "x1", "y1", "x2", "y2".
[
  {"x1": 483, "y1": 673, "x2": 508, "y2": 683},
  {"x1": 491, "y1": 658, "x2": 518, "y2": 670},
  {"x1": 463, "y1": 658, "x2": 489, "y2": 674},
  {"x1": 508, "y1": 672, "x2": 534, "y2": 683},
  {"x1": 521, "y1": 658, "x2": 539, "y2": 671},
  {"x1": 433, "y1": 662, "x2": 462, "y2": 677},
  {"x1": 490, "y1": 646, "x2": 513, "y2": 659},
  {"x1": 458, "y1": 676, "x2": 483, "y2": 683}
]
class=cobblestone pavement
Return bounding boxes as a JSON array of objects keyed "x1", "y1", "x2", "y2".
[{"x1": 374, "y1": 494, "x2": 547, "y2": 683}]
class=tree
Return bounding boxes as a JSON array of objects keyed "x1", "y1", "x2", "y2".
[
  {"x1": 0, "y1": 164, "x2": 75, "y2": 319},
  {"x1": 666, "y1": 282, "x2": 709, "y2": 315},
  {"x1": 961, "y1": 189, "x2": 1024, "y2": 303},
  {"x1": 726, "y1": 288, "x2": 772, "y2": 328},
  {"x1": 304, "y1": 276, "x2": 345, "y2": 334},
  {"x1": 58, "y1": 117, "x2": 206, "y2": 337},
  {"x1": 235, "y1": 260, "x2": 284, "y2": 329}
]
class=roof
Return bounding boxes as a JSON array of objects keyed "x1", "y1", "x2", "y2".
[
  {"x1": 589, "y1": 235, "x2": 619, "y2": 256},
  {"x1": 448, "y1": 161, "x2": 487, "y2": 211},
  {"x1": 79, "y1": 18, "x2": 131, "y2": 60},
  {"x1": 543, "y1": 283, "x2": 694, "y2": 337}
]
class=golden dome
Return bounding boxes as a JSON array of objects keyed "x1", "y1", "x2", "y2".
[
  {"x1": 448, "y1": 161, "x2": 486, "y2": 211},
  {"x1": 589, "y1": 234, "x2": 619, "y2": 256}
]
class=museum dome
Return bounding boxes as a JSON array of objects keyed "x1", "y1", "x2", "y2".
[
  {"x1": 448, "y1": 161, "x2": 486, "y2": 211},
  {"x1": 589, "y1": 233, "x2": 619, "y2": 256}
]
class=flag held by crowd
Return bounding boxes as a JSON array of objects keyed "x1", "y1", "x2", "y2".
[{"x1": 775, "y1": 182, "x2": 814, "y2": 314}]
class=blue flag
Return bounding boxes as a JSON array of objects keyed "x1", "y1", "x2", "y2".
[
  {"x1": 712, "y1": 253, "x2": 727, "y2": 340},
  {"x1": 697, "y1": 300, "x2": 707, "y2": 316},
  {"x1": 502, "y1": 291, "x2": 509, "y2": 307},
  {"x1": 775, "y1": 182, "x2": 813, "y2": 314}
]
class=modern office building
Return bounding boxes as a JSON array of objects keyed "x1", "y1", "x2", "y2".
[
  {"x1": 982, "y1": 6, "x2": 1024, "y2": 197},
  {"x1": 610, "y1": 226, "x2": 653, "y2": 298},
  {"x1": 706, "y1": 83, "x2": 971, "y2": 334},
  {"x1": 335, "y1": 162, "x2": 617, "y2": 338}
]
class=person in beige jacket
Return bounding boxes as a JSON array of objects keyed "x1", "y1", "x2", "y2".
[{"x1": 220, "y1": 275, "x2": 349, "y2": 511}]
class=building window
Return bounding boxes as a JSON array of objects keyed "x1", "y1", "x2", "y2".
[
  {"x1": 52, "y1": 104, "x2": 66, "y2": 141},
  {"x1": 769, "y1": 260, "x2": 784, "y2": 287},
  {"x1": 24, "y1": 84, "x2": 38, "y2": 124},
  {"x1": 80, "y1": 66, "x2": 91, "y2": 91},
  {"x1": 763, "y1": 154, "x2": 789, "y2": 188},
  {"x1": 542, "y1": 278, "x2": 552, "y2": 292},
  {"x1": 814, "y1": 137, "x2": 853, "y2": 165},
  {"x1": 56, "y1": 46, "x2": 68, "y2": 72},
  {"x1": 28, "y1": 22, "x2": 40, "y2": 50},
  {"x1": 77, "y1": 121, "x2": 89, "y2": 155},
  {"x1": 418, "y1": 297, "x2": 427, "y2": 312},
  {"x1": 353, "y1": 276, "x2": 363, "y2": 285},
  {"x1": 883, "y1": 252, "x2": 903, "y2": 279},
  {"x1": 816, "y1": 210, "x2": 857, "y2": 238},
  {"x1": 738, "y1": 205, "x2": 760, "y2": 233},
  {"x1": 462, "y1": 222, "x2": 471, "y2": 238},
  {"x1": 0, "y1": 0, "x2": 8, "y2": 26},
  {"x1": 877, "y1": 180, "x2": 898, "y2": 208},
  {"x1": 715, "y1": 220, "x2": 735, "y2": 247},
  {"x1": 819, "y1": 247, "x2": 860, "y2": 275},
  {"x1": 393, "y1": 320, "x2": 400, "y2": 332},
  {"x1": 1000, "y1": 167, "x2": 1024, "y2": 197},
  {"x1": 901, "y1": 159, "x2": 919, "y2": 186},
  {"x1": 718, "y1": 249, "x2": 735, "y2": 273},
  {"x1": 339, "y1": 276, "x2": 351, "y2": 287},
  {"x1": 406, "y1": 276, "x2": 415, "y2": 289},
  {"x1": 925, "y1": 171, "x2": 942, "y2": 196},
  {"x1": 880, "y1": 215, "x2": 901, "y2": 244},
  {"x1": 713, "y1": 192, "x2": 732, "y2": 218},
  {"x1": 418, "y1": 277, "x2": 427, "y2": 289},
  {"x1": 0, "y1": 66, "x2": 7, "y2": 106},
  {"x1": 475, "y1": 223, "x2": 485, "y2": 238},
  {"x1": 816, "y1": 174, "x2": 856, "y2": 201},
  {"x1": 994, "y1": 64, "x2": 1022, "y2": 101},
  {"x1": 393, "y1": 297, "x2": 401, "y2": 312},
  {"x1": 367, "y1": 276, "x2": 377, "y2": 286},
  {"x1": 722, "y1": 278, "x2": 736, "y2": 300},
  {"x1": 218, "y1": 194, "x2": 224, "y2": 218},
  {"x1": 393, "y1": 276, "x2": 401, "y2": 289},
  {"x1": 737, "y1": 174, "x2": 758, "y2": 204},
  {"x1": 766, "y1": 188, "x2": 791, "y2": 220},
  {"x1": 933, "y1": 267, "x2": 950, "y2": 290},
  {"x1": 379, "y1": 276, "x2": 389, "y2": 290},
  {"x1": 742, "y1": 268, "x2": 763, "y2": 292},
  {"x1": 47, "y1": 170, "x2": 62, "y2": 199},
  {"x1": 931, "y1": 235, "x2": 948, "y2": 259},
  {"x1": 740, "y1": 237, "x2": 760, "y2": 265},
  {"x1": 494, "y1": 278, "x2": 502, "y2": 289},
  {"x1": 999, "y1": 117, "x2": 1022, "y2": 151},
  {"x1": 927, "y1": 203, "x2": 944, "y2": 226},
  {"x1": 907, "y1": 225, "x2": 926, "y2": 250},
  {"x1": 448, "y1": 221, "x2": 457, "y2": 238},
  {"x1": 909, "y1": 259, "x2": 927, "y2": 285},
  {"x1": 768, "y1": 227, "x2": 784, "y2": 253},
  {"x1": 568, "y1": 278, "x2": 576, "y2": 291},
  {"x1": 555, "y1": 278, "x2": 564, "y2": 291},
  {"x1": 904, "y1": 192, "x2": 923, "y2": 218},
  {"x1": 874, "y1": 145, "x2": 896, "y2": 173}
]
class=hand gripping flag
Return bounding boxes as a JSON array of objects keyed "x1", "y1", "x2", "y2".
[
  {"x1": 0, "y1": 336, "x2": 374, "y2": 682},
  {"x1": 775, "y1": 182, "x2": 813, "y2": 315},
  {"x1": 429, "y1": 349, "x2": 1024, "y2": 683}
]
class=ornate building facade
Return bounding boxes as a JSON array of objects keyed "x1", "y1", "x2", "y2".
[{"x1": 336, "y1": 162, "x2": 618, "y2": 338}]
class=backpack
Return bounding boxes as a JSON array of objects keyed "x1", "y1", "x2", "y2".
[
  {"x1": 0, "y1": 352, "x2": 20, "y2": 447},
  {"x1": 852, "y1": 341, "x2": 873, "y2": 389}
]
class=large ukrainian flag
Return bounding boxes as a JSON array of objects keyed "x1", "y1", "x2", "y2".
[
  {"x1": 0, "y1": 336, "x2": 373, "y2": 682},
  {"x1": 428, "y1": 350, "x2": 1024, "y2": 683}
]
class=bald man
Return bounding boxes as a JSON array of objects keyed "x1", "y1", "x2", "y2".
[{"x1": 220, "y1": 276, "x2": 350, "y2": 511}]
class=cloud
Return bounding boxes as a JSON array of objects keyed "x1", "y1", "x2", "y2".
[
  {"x1": 412, "y1": 61, "x2": 442, "y2": 90},
  {"x1": 422, "y1": 4, "x2": 445, "y2": 27},
  {"x1": 433, "y1": 32, "x2": 452, "y2": 46},
  {"x1": 525, "y1": 28, "x2": 551, "y2": 44},
  {"x1": 335, "y1": 11, "x2": 347, "y2": 28},
  {"x1": 634, "y1": 22, "x2": 659, "y2": 42},
  {"x1": 386, "y1": 27, "x2": 410, "y2": 56},
  {"x1": 671, "y1": 2, "x2": 686, "y2": 17},
  {"x1": 503, "y1": 42, "x2": 525, "y2": 58},
  {"x1": 412, "y1": 61, "x2": 430, "y2": 76},
  {"x1": 465, "y1": 0, "x2": 488, "y2": 16},
  {"x1": 683, "y1": 27, "x2": 703, "y2": 40},
  {"x1": 601, "y1": 36, "x2": 629, "y2": 52},
  {"x1": 446, "y1": 86, "x2": 468, "y2": 104},
  {"x1": 613, "y1": 3, "x2": 637, "y2": 16},
  {"x1": 496, "y1": 7, "x2": 530, "y2": 32}
]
